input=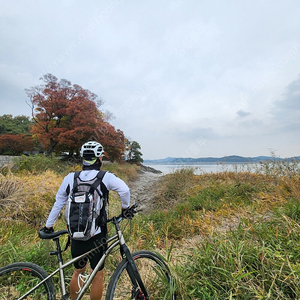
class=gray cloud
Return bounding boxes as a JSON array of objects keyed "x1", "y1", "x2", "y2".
[
  {"x1": 275, "y1": 75, "x2": 300, "y2": 111},
  {"x1": 237, "y1": 110, "x2": 251, "y2": 118},
  {"x1": 0, "y1": 0, "x2": 299, "y2": 159},
  {"x1": 271, "y1": 75, "x2": 300, "y2": 132}
]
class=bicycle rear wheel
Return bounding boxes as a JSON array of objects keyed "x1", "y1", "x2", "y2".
[
  {"x1": 0, "y1": 262, "x2": 55, "y2": 300},
  {"x1": 106, "y1": 250, "x2": 176, "y2": 300}
]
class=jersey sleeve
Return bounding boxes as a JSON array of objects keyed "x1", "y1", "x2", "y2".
[
  {"x1": 102, "y1": 172, "x2": 130, "y2": 209},
  {"x1": 45, "y1": 173, "x2": 74, "y2": 227}
]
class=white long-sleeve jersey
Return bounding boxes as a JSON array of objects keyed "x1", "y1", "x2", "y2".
[{"x1": 45, "y1": 169, "x2": 130, "y2": 229}]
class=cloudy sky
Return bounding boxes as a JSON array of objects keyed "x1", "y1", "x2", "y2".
[{"x1": 1, "y1": 0, "x2": 299, "y2": 160}]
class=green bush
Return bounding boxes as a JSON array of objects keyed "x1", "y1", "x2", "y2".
[{"x1": 11, "y1": 154, "x2": 72, "y2": 174}]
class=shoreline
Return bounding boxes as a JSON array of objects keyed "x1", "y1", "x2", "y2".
[{"x1": 128, "y1": 165, "x2": 163, "y2": 212}]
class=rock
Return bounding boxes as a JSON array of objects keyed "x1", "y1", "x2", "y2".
[{"x1": 140, "y1": 164, "x2": 162, "y2": 174}]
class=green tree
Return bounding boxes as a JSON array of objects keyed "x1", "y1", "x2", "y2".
[
  {"x1": 0, "y1": 115, "x2": 35, "y2": 155},
  {"x1": 0, "y1": 114, "x2": 33, "y2": 135},
  {"x1": 127, "y1": 141, "x2": 143, "y2": 163}
]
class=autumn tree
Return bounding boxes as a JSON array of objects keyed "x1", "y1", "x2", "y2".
[
  {"x1": 93, "y1": 121, "x2": 125, "y2": 162},
  {"x1": 0, "y1": 134, "x2": 34, "y2": 155},
  {"x1": 26, "y1": 74, "x2": 104, "y2": 155}
]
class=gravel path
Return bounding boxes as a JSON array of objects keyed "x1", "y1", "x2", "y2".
[{"x1": 128, "y1": 166, "x2": 163, "y2": 213}]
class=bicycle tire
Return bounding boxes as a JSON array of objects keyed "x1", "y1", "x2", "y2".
[
  {"x1": 106, "y1": 250, "x2": 176, "y2": 300},
  {"x1": 0, "y1": 262, "x2": 56, "y2": 300}
]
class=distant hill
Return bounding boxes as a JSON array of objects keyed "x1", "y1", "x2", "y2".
[{"x1": 144, "y1": 155, "x2": 300, "y2": 164}]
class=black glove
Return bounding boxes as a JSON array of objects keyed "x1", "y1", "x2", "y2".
[
  {"x1": 40, "y1": 226, "x2": 54, "y2": 234},
  {"x1": 122, "y1": 207, "x2": 135, "y2": 220}
]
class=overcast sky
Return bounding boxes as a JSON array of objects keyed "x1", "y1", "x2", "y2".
[{"x1": 1, "y1": 0, "x2": 299, "y2": 160}]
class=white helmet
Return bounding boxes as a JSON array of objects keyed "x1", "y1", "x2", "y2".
[{"x1": 80, "y1": 141, "x2": 104, "y2": 159}]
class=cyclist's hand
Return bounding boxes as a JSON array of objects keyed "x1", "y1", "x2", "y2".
[
  {"x1": 121, "y1": 207, "x2": 135, "y2": 219},
  {"x1": 40, "y1": 226, "x2": 54, "y2": 234}
]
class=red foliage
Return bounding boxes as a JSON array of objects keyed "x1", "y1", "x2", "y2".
[
  {"x1": 26, "y1": 74, "x2": 126, "y2": 161},
  {"x1": 93, "y1": 122, "x2": 125, "y2": 162},
  {"x1": 0, "y1": 134, "x2": 34, "y2": 155},
  {"x1": 27, "y1": 74, "x2": 100, "y2": 155}
]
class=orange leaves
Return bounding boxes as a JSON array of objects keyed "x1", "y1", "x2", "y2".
[
  {"x1": 0, "y1": 134, "x2": 34, "y2": 155},
  {"x1": 27, "y1": 74, "x2": 101, "y2": 155},
  {"x1": 26, "y1": 74, "x2": 127, "y2": 161},
  {"x1": 93, "y1": 121, "x2": 125, "y2": 161}
]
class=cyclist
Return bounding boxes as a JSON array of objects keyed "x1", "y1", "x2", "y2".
[{"x1": 42, "y1": 141, "x2": 130, "y2": 300}]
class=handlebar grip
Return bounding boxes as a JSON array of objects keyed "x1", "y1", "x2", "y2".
[
  {"x1": 107, "y1": 203, "x2": 140, "y2": 223},
  {"x1": 132, "y1": 203, "x2": 139, "y2": 209}
]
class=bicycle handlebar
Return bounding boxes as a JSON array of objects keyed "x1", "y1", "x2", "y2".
[
  {"x1": 39, "y1": 203, "x2": 140, "y2": 240},
  {"x1": 107, "y1": 203, "x2": 140, "y2": 223}
]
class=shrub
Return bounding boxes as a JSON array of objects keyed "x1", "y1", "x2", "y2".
[
  {"x1": 152, "y1": 167, "x2": 197, "y2": 208},
  {"x1": 11, "y1": 154, "x2": 72, "y2": 174}
]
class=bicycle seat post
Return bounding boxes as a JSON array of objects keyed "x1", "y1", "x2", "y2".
[
  {"x1": 51, "y1": 238, "x2": 63, "y2": 261},
  {"x1": 51, "y1": 237, "x2": 68, "y2": 297}
]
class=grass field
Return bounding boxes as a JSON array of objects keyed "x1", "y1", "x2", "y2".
[{"x1": 0, "y1": 155, "x2": 299, "y2": 299}]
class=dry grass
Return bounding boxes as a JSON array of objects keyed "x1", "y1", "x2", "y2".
[
  {"x1": 133, "y1": 166, "x2": 300, "y2": 252},
  {"x1": 0, "y1": 174, "x2": 23, "y2": 201},
  {"x1": 0, "y1": 170, "x2": 62, "y2": 225},
  {"x1": 103, "y1": 162, "x2": 140, "y2": 183},
  {"x1": 1, "y1": 159, "x2": 299, "y2": 299},
  {"x1": 0, "y1": 160, "x2": 140, "y2": 226},
  {"x1": 146, "y1": 165, "x2": 300, "y2": 299}
]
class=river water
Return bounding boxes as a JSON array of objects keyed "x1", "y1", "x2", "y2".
[{"x1": 145, "y1": 163, "x2": 259, "y2": 175}]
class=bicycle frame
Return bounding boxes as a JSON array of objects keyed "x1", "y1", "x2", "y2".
[{"x1": 21, "y1": 215, "x2": 149, "y2": 300}]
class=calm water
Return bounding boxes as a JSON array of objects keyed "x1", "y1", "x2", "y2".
[{"x1": 145, "y1": 163, "x2": 258, "y2": 175}]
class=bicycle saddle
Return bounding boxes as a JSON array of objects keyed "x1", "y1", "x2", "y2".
[{"x1": 39, "y1": 229, "x2": 69, "y2": 240}]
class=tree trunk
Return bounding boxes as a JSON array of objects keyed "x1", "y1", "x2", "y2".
[{"x1": 46, "y1": 139, "x2": 57, "y2": 156}]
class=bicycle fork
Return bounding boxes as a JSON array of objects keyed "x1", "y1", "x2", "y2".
[{"x1": 117, "y1": 226, "x2": 149, "y2": 299}]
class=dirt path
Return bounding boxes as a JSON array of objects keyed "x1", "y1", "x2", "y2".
[{"x1": 128, "y1": 166, "x2": 163, "y2": 213}]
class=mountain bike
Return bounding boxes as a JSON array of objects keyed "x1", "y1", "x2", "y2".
[{"x1": 0, "y1": 203, "x2": 176, "y2": 299}]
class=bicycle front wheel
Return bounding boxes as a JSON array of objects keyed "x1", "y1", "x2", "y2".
[
  {"x1": 0, "y1": 262, "x2": 56, "y2": 300},
  {"x1": 106, "y1": 250, "x2": 176, "y2": 300}
]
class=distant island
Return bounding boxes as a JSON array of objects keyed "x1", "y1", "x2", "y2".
[{"x1": 144, "y1": 155, "x2": 300, "y2": 164}]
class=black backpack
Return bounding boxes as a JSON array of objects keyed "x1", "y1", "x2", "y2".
[{"x1": 64, "y1": 170, "x2": 108, "y2": 240}]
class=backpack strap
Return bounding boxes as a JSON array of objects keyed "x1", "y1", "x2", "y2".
[
  {"x1": 72, "y1": 171, "x2": 81, "y2": 193},
  {"x1": 94, "y1": 171, "x2": 109, "y2": 227},
  {"x1": 97, "y1": 171, "x2": 109, "y2": 203},
  {"x1": 89, "y1": 171, "x2": 109, "y2": 201}
]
